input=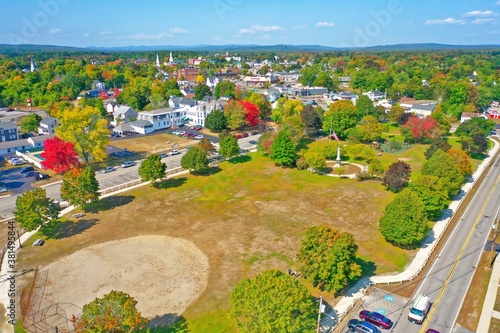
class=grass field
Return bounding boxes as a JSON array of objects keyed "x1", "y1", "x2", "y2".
[{"x1": 16, "y1": 150, "x2": 418, "y2": 331}]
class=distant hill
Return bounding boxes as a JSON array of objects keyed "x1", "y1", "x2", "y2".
[{"x1": 1, "y1": 43, "x2": 500, "y2": 53}]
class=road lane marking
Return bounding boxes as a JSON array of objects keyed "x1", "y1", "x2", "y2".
[{"x1": 420, "y1": 173, "x2": 500, "y2": 333}]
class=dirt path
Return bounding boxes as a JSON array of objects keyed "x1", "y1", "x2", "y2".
[{"x1": 42, "y1": 235, "x2": 209, "y2": 318}]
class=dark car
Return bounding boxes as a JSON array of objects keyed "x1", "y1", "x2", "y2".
[
  {"x1": 21, "y1": 166, "x2": 35, "y2": 173},
  {"x1": 425, "y1": 330, "x2": 440, "y2": 333},
  {"x1": 159, "y1": 153, "x2": 168, "y2": 158},
  {"x1": 25, "y1": 171, "x2": 36, "y2": 177},
  {"x1": 359, "y1": 310, "x2": 393, "y2": 329},
  {"x1": 249, "y1": 140, "x2": 257, "y2": 145},
  {"x1": 35, "y1": 173, "x2": 50, "y2": 181}
]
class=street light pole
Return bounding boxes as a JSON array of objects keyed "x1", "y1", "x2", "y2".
[{"x1": 316, "y1": 296, "x2": 323, "y2": 333}]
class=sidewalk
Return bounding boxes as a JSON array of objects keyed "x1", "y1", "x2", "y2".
[
  {"x1": 331, "y1": 138, "x2": 500, "y2": 324},
  {"x1": 477, "y1": 254, "x2": 500, "y2": 332}
]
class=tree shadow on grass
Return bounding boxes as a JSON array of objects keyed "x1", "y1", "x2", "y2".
[
  {"x1": 155, "y1": 177, "x2": 188, "y2": 190},
  {"x1": 228, "y1": 155, "x2": 251, "y2": 164},
  {"x1": 147, "y1": 314, "x2": 189, "y2": 333},
  {"x1": 84, "y1": 195, "x2": 135, "y2": 213},
  {"x1": 358, "y1": 257, "x2": 377, "y2": 278},
  {"x1": 42, "y1": 218, "x2": 98, "y2": 240}
]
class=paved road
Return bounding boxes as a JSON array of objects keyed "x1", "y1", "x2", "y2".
[
  {"x1": 394, "y1": 153, "x2": 500, "y2": 333},
  {"x1": 0, "y1": 135, "x2": 259, "y2": 219}
]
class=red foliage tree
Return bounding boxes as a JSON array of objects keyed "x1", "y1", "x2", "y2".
[
  {"x1": 404, "y1": 116, "x2": 438, "y2": 141},
  {"x1": 41, "y1": 137, "x2": 80, "y2": 173},
  {"x1": 241, "y1": 100, "x2": 260, "y2": 127}
]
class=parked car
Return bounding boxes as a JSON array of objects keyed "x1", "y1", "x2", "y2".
[
  {"x1": 251, "y1": 131, "x2": 258, "y2": 135},
  {"x1": 103, "y1": 167, "x2": 116, "y2": 173},
  {"x1": 249, "y1": 140, "x2": 258, "y2": 145},
  {"x1": 35, "y1": 173, "x2": 50, "y2": 181},
  {"x1": 359, "y1": 310, "x2": 393, "y2": 329},
  {"x1": 183, "y1": 132, "x2": 194, "y2": 137},
  {"x1": 0, "y1": 182, "x2": 7, "y2": 193},
  {"x1": 10, "y1": 158, "x2": 26, "y2": 165},
  {"x1": 159, "y1": 153, "x2": 168, "y2": 158},
  {"x1": 169, "y1": 149, "x2": 180, "y2": 156},
  {"x1": 21, "y1": 166, "x2": 35, "y2": 173},
  {"x1": 32, "y1": 239, "x2": 44, "y2": 246},
  {"x1": 193, "y1": 126, "x2": 202, "y2": 131},
  {"x1": 121, "y1": 161, "x2": 135, "y2": 168},
  {"x1": 194, "y1": 134, "x2": 203, "y2": 140},
  {"x1": 425, "y1": 330, "x2": 440, "y2": 333},
  {"x1": 348, "y1": 319, "x2": 381, "y2": 333},
  {"x1": 25, "y1": 171, "x2": 36, "y2": 177}
]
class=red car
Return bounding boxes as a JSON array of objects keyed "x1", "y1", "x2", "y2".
[{"x1": 359, "y1": 310, "x2": 393, "y2": 329}]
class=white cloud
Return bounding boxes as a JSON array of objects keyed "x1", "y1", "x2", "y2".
[
  {"x1": 169, "y1": 27, "x2": 187, "y2": 35},
  {"x1": 82, "y1": 33, "x2": 90, "y2": 38},
  {"x1": 464, "y1": 10, "x2": 496, "y2": 17},
  {"x1": 425, "y1": 18, "x2": 465, "y2": 25},
  {"x1": 292, "y1": 24, "x2": 308, "y2": 30},
  {"x1": 472, "y1": 18, "x2": 495, "y2": 24},
  {"x1": 252, "y1": 25, "x2": 282, "y2": 32},
  {"x1": 123, "y1": 32, "x2": 169, "y2": 40},
  {"x1": 238, "y1": 25, "x2": 283, "y2": 35},
  {"x1": 316, "y1": 22, "x2": 335, "y2": 28},
  {"x1": 98, "y1": 31, "x2": 114, "y2": 35},
  {"x1": 48, "y1": 28, "x2": 63, "y2": 35}
]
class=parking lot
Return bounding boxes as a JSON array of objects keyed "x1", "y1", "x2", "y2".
[
  {"x1": 339, "y1": 287, "x2": 408, "y2": 332},
  {"x1": 0, "y1": 162, "x2": 38, "y2": 195}
]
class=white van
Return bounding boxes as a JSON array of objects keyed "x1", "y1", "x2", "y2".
[{"x1": 408, "y1": 294, "x2": 431, "y2": 324}]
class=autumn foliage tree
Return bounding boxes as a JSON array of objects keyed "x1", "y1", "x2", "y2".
[
  {"x1": 73, "y1": 291, "x2": 147, "y2": 333},
  {"x1": 402, "y1": 116, "x2": 438, "y2": 142},
  {"x1": 41, "y1": 137, "x2": 80, "y2": 173},
  {"x1": 241, "y1": 100, "x2": 260, "y2": 127},
  {"x1": 447, "y1": 149, "x2": 472, "y2": 176}
]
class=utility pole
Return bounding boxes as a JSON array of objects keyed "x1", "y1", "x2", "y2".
[{"x1": 316, "y1": 296, "x2": 323, "y2": 333}]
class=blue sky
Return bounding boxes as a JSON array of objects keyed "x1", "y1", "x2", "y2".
[{"x1": 1, "y1": 0, "x2": 500, "y2": 47}]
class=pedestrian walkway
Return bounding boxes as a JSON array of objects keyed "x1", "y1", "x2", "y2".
[
  {"x1": 331, "y1": 138, "x2": 500, "y2": 326},
  {"x1": 477, "y1": 254, "x2": 500, "y2": 332}
]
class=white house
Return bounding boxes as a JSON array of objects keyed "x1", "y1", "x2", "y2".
[
  {"x1": 328, "y1": 91, "x2": 359, "y2": 104},
  {"x1": 92, "y1": 80, "x2": 106, "y2": 91},
  {"x1": 130, "y1": 108, "x2": 187, "y2": 134},
  {"x1": 185, "y1": 99, "x2": 226, "y2": 127},
  {"x1": 409, "y1": 103, "x2": 437, "y2": 117},
  {"x1": 111, "y1": 106, "x2": 138, "y2": 126},
  {"x1": 106, "y1": 101, "x2": 116, "y2": 114},
  {"x1": 38, "y1": 116, "x2": 59, "y2": 135},
  {"x1": 363, "y1": 90, "x2": 385, "y2": 102},
  {"x1": 460, "y1": 112, "x2": 488, "y2": 123},
  {"x1": 206, "y1": 77, "x2": 220, "y2": 89},
  {"x1": 168, "y1": 96, "x2": 197, "y2": 110}
]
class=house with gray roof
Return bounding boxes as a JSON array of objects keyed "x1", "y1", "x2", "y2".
[
  {"x1": 0, "y1": 122, "x2": 18, "y2": 142},
  {"x1": 363, "y1": 90, "x2": 385, "y2": 102},
  {"x1": 409, "y1": 103, "x2": 437, "y2": 117},
  {"x1": 38, "y1": 116, "x2": 59, "y2": 135},
  {"x1": 111, "y1": 105, "x2": 137, "y2": 126}
]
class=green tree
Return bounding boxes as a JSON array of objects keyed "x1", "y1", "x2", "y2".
[
  {"x1": 205, "y1": 109, "x2": 227, "y2": 132},
  {"x1": 214, "y1": 81, "x2": 236, "y2": 98},
  {"x1": 181, "y1": 146, "x2": 209, "y2": 173},
  {"x1": 369, "y1": 158, "x2": 385, "y2": 176},
  {"x1": 56, "y1": 106, "x2": 110, "y2": 165},
  {"x1": 270, "y1": 131, "x2": 298, "y2": 166},
  {"x1": 421, "y1": 149, "x2": 464, "y2": 198},
  {"x1": 379, "y1": 189, "x2": 429, "y2": 248},
  {"x1": 14, "y1": 188, "x2": 59, "y2": 232},
  {"x1": 303, "y1": 151, "x2": 326, "y2": 172},
  {"x1": 409, "y1": 175, "x2": 449, "y2": 221},
  {"x1": 138, "y1": 154, "x2": 167, "y2": 186},
  {"x1": 461, "y1": 134, "x2": 489, "y2": 156},
  {"x1": 297, "y1": 225, "x2": 362, "y2": 294},
  {"x1": 272, "y1": 98, "x2": 304, "y2": 124},
  {"x1": 20, "y1": 113, "x2": 42, "y2": 133},
  {"x1": 219, "y1": 134, "x2": 240, "y2": 159},
  {"x1": 61, "y1": 166, "x2": 100, "y2": 209},
  {"x1": 73, "y1": 290, "x2": 147, "y2": 333},
  {"x1": 313, "y1": 72, "x2": 335, "y2": 91},
  {"x1": 356, "y1": 95, "x2": 375, "y2": 120},
  {"x1": 322, "y1": 100, "x2": 358, "y2": 139},
  {"x1": 388, "y1": 105, "x2": 405, "y2": 123},
  {"x1": 425, "y1": 137, "x2": 452, "y2": 160},
  {"x1": 455, "y1": 117, "x2": 495, "y2": 138},
  {"x1": 245, "y1": 92, "x2": 272, "y2": 120},
  {"x1": 194, "y1": 83, "x2": 211, "y2": 100},
  {"x1": 230, "y1": 270, "x2": 316, "y2": 333},
  {"x1": 79, "y1": 96, "x2": 107, "y2": 118},
  {"x1": 382, "y1": 161, "x2": 412, "y2": 192},
  {"x1": 353, "y1": 116, "x2": 383, "y2": 143}
]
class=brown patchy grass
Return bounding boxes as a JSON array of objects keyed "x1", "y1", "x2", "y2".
[
  {"x1": 110, "y1": 132, "x2": 195, "y2": 155},
  {"x1": 456, "y1": 252, "x2": 493, "y2": 331},
  {"x1": 490, "y1": 318, "x2": 500, "y2": 333},
  {"x1": 17, "y1": 153, "x2": 413, "y2": 330}
]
